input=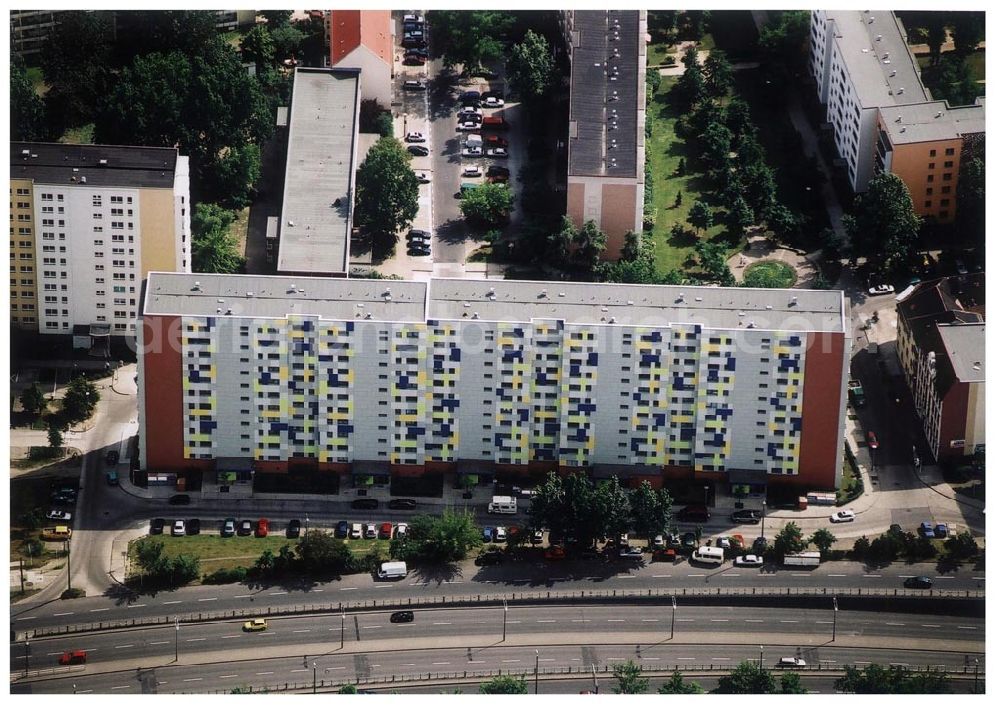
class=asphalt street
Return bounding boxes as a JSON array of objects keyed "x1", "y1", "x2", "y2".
[{"x1": 11, "y1": 605, "x2": 984, "y2": 694}]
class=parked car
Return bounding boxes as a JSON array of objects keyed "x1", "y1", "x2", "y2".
[
  {"x1": 390, "y1": 610, "x2": 414, "y2": 623},
  {"x1": 401, "y1": 36, "x2": 426, "y2": 48},
  {"x1": 868, "y1": 283, "x2": 895, "y2": 296},
  {"x1": 487, "y1": 173, "x2": 509, "y2": 184},
  {"x1": 396, "y1": 523, "x2": 408, "y2": 538},
  {"x1": 652, "y1": 548, "x2": 677, "y2": 563},
  {"x1": 904, "y1": 575, "x2": 933, "y2": 589},
  {"x1": 476, "y1": 549, "x2": 504, "y2": 566},
  {"x1": 458, "y1": 120, "x2": 481, "y2": 132},
  {"x1": 186, "y1": 518, "x2": 201, "y2": 535},
  {"x1": 243, "y1": 618, "x2": 268, "y2": 632},
  {"x1": 493, "y1": 526, "x2": 507, "y2": 542},
  {"x1": 388, "y1": 498, "x2": 418, "y2": 510},
  {"x1": 716, "y1": 536, "x2": 732, "y2": 550},
  {"x1": 459, "y1": 90, "x2": 481, "y2": 102},
  {"x1": 414, "y1": 171, "x2": 431, "y2": 184},
  {"x1": 544, "y1": 546, "x2": 567, "y2": 560},
  {"x1": 168, "y1": 494, "x2": 191, "y2": 505},
  {"x1": 486, "y1": 147, "x2": 508, "y2": 158},
  {"x1": 351, "y1": 498, "x2": 379, "y2": 510},
  {"x1": 403, "y1": 53, "x2": 426, "y2": 66},
  {"x1": 256, "y1": 518, "x2": 269, "y2": 537},
  {"x1": 350, "y1": 522, "x2": 363, "y2": 539},
  {"x1": 462, "y1": 165, "x2": 483, "y2": 177},
  {"x1": 405, "y1": 132, "x2": 426, "y2": 143},
  {"x1": 531, "y1": 529, "x2": 544, "y2": 544},
  {"x1": 407, "y1": 245, "x2": 431, "y2": 257},
  {"x1": 731, "y1": 509, "x2": 761, "y2": 524},
  {"x1": 222, "y1": 518, "x2": 236, "y2": 537},
  {"x1": 485, "y1": 134, "x2": 508, "y2": 148},
  {"x1": 335, "y1": 520, "x2": 350, "y2": 538},
  {"x1": 482, "y1": 526, "x2": 495, "y2": 543},
  {"x1": 619, "y1": 546, "x2": 644, "y2": 559},
  {"x1": 830, "y1": 509, "x2": 856, "y2": 523},
  {"x1": 918, "y1": 521, "x2": 936, "y2": 538},
  {"x1": 46, "y1": 510, "x2": 72, "y2": 521},
  {"x1": 652, "y1": 535, "x2": 665, "y2": 548},
  {"x1": 150, "y1": 518, "x2": 165, "y2": 535},
  {"x1": 461, "y1": 146, "x2": 483, "y2": 157},
  {"x1": 776, "y1": 657, "x2": 806, "y2": 668},
  {"x1": 889, "y1": 523, "x2": 903, "y2": 534},
  {"x1": 407, "y1": 145, "x2": 429, "y2": 156},
  {"x1": 867, "y1": 431, "x2": 879, "y2": 449},
  {"x1": 172, "y1": 519, "x2": 186, "y2": 536},
  {"x1": 735, "y1": 554, "x2": 764, "y2": 567},
  {"x1": 105, "y1": 450, "x2": 120, "y2": 465},
  {"x1": 483, "y1": 96, "x2": 505, "y2": 108},
  {"x1": 379, "y1": 522, "x2": 393, "y2": 539},
  {"x1": 58, "y1": 650, "x2": 87, "y2": 665},
  {"x1": 286, "y1": 519, "x2": 301, "y2": 538},
  {"x1": 677, "y1": 505, "x2": 710, "y2": 523},
  {"x1": 487, "y1": 165, "x2": 509, "y2": 177},
  {"x1": 680, "y1": 532, "x2": 697, "y2": 550},
  {"x1": 730, "y1": 534, "x2": 746, "y2": 549},
  {"x1": 457, "y1": 107, "x2": 482, "y2": 119},
  {"x1": 362, "y1": 523, "x2": 377, "y2": 539},
  {"x1": 407, "y1": 229, "x2": 430, "y2": 243},
  {"x1": 933, "y1": 523, "x2": 949, "y2": 538},
  {"x1": 238, "y1": 520, "x2": 253, "y2": 536},
  {"x1": 105, "y1": 471, "x2": 119, "y2": 486}
]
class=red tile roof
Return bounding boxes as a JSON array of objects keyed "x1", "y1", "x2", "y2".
[{"x1": 328, "y1": 10, "x2": 391, "y2": 67}]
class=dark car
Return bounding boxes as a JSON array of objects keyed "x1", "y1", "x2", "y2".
[
  {"x1": 889, "y1": 523, "x2": 903, "y2": 534},
  {"x1": 351, "y1": 498, "x2": 379, "y2": 510},
  {"x1": 186, "y1": 518, "x2": 201, "y2": 535},
  {"x1": 150, "y1": 518, "x2": 165, "y2": 535},
  {"x1": 407, "y1": 145, "x2": 429, "y2": 156},
  {"x1": 401, "y1": 36, "x2": 426, "y2": 49},
  {"x1": 677, "y1": 505, "x2": 711, "y2": 523},
  {"x1": 476, "y1": 549, "x2": 504, "y2": 566},
  {"x1": 407, "y1": 229, "x2": 430, "y2": 242},
  {"x1": 407, "y1": 247, "x2": 431, "y2": 257},
  {"x1": 51, "y1": 493, "x2": 76, "y2": 506},
  {"x1": 287, "y1": 519, "x2": 302, "y2": 539},
  {"x1": 904, "y1": 576, "x2": 933, "y2": 589},
  {"x1": 238, "y1": 520, "x2": 253, "y2": 536},
  {"x1": 731, "y1": 509, "x2": 761, "y2": 524},
  {"x1": 403, "y1": 54, "x2": 426, "y2": 66},
  {"x1": 388, "y1": 498, "x2": 418, "y2": 510},
  {"x1": 105, "y1": 450, "x2": 120, "y2": 465},
  {"x1": 390, "y1": 611, "x2": 414, "y2": 623},
  {"x1": 918, "y1": 521, "x2": 936, "y2": 538},
  {"x1": 335, "y1": 520, "x2": 350, "y2": 538},
  {"x1": 933, "y1": 523, "x2": 949, "y2": 538},
  {"x1": 680, "y1": 532, "x2": 698, "y2": 550},
  {"x1": 168, "y1": 494, "x2": 191, "y2": 506},
  {"x1": 752, "y1": 536, "x2": 769, "y2": 554},
  {"x1": 402, "y1": 79, "x2": 425, "y2": 91}
]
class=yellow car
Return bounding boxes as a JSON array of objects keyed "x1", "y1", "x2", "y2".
[{"x1": 243, "y1": 618, "x2": 268, "y2": 632}]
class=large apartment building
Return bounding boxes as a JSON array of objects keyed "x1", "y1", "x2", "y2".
[
  {"x1": 896, "y1": 274, "x2": 985, "y2": 462},
  {"x1": 138, "y1": 273, "x2": 849, "y2": 492},
  {"x1": 10, "y1": 143, "x2": 190, "y2": 339},
  {"x1": 562, "y1": 10, "x2": 647, "y2": 259}
]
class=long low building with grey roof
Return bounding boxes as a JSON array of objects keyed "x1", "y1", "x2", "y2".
[{"x1": 138, "y1": 273, "x2": 849, "y2": 494}]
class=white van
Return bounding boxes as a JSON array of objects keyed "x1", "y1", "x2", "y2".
[
  {"x1": 377, "y1": 561, "x2": 408, "y2": 580},
  {"x1": 466, "y1": 133, "x2": 483, "y2": 148},
  {"x1": 488, "y1": 495, "x2": 517, "y2": 514},
  {"x1": 691, "y1": 546, "x2": 725, "y2": 566}
]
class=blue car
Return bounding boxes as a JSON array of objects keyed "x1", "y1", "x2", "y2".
[
  {"x1": 918, "y1": 521, "x2": 936, "y2": 539},
  {"x1": 933, "y1": 523, "x2": 949, "y2": 538},
  {"x1": 335, "y1": 520, "x2": 350, "y2": 538},
  {"x1": 482, "y1": 526, "x2": 495, "y2": 543}
]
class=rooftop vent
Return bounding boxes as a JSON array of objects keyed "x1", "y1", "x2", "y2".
[
  {"x1": 601, "y1": 306, "x2": 609, "y2": 312},
  {"x1": 738, "y1": 311, "x2": 746, "y2": 317},
  {"x1": 790, "y1": 296, "x2": 798, "y2": 306},
  {"x1": 868, "y1": 16, "x2": 875, "y2": 23},
  {"x1": 463, "y1": 302, "x2": 471, "y2": 307},
  {"x1": 193, "y1": 281, "x2": 201, "y2": 291},
  {"x1": 862, "y1": 48, "x2": 869, "y2": 53},
  {"x1": 627, "y1": 300, "x2": 634, "y2": 305},
  {"x1": 472, "y1": 312, "x2": 480, "y2": 319},
  {"x1": 765, "y1": 304, "x2": 773, "y2": 310},
  {"x1": 609, "y1": 317, "x2": 616, "y2": 323},
  {"x1": 935, "y1": 111, "x2": 943, "y2": 118},
  {"x1": 695, "y1": 296, "x2": 703, "y2": 302},
  {"x1": 900, "y1": 126, "x2": 906, "y2": 133},
  {"x1": 99, "y1": 159, "x2": 108, "y2": 166},
  {"x1": 897, "y1": 88, "x2": 904, "y2": 94},
  {"x1": 972, "y1": 361, "x2": 982, "y2": 371},
  {"x1": 890, "y1": 70, "x2": 896, "y2": 77},
  {"x1": 876, "y1": 34, "x2": 883, "y2": 41},
  {"x1": 895, "y1": 115, "x2": 902, "y2": 122},
  {"x1": 80, "y1": 176, "x2": 87, "y2": 183},
  {"x1": 216, "y1": 308, "x2": 222, "y2": 314},
  {"x1": 21, "y1": 149, "x2": 29, "y2": 156},
  {"x1": 246, "y1": 291, "x2": 254, "y2": 297},
  {"x1": 217, "y1": 299, "x2": 224, "y2": 304},
  {"x1": 226, "y1": 308, "x2": 232, "y2": 315},
  {"x1": 747, "y1": 321, "x2": 756, "y2": 328},
  {"x1": 558, "y1": 292, "x2": 566, "y2": 297},
  {"x1": 356, "y1": 303, "x2": 365, "y2": 307},
  {"x1": 365, "y1": 313, "x2": 373, "y2": 319}
]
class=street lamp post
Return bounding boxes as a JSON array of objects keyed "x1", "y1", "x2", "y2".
[
  {"x1": 65, "y1": 539, "x2": 71, "y2": 592},
  {"x1": 759, "y1": 645, "x2": 764, "y2": 669},
  {"x1": 534, "y1": 650, "x2": 540, "y2": 694},
  {"x1": 974, "y1": 659, "x2": 980, "y2": 693},
  {"x1": 703, "y1": 485, "x2": 710, "y2": 507},
  {"x1": 832, "y1": 597, "x2": 838, "y2": 641},
  {"x1": 340, "y1": 610, "x2": 346, "y2": 650},
  {"x1": 502, "y1": 598, "x2": 508, "y2": 642},
  {"x1": 305, "y1": 516, "x2": 310, "y2": 534},
  {"x1": 670, "y1": 596, "x2": 677, "y2": 640},
  {"x1": 24, "y1": 639, "x2": 29, "y2": 677},
  {"x1": 760, "y1": 501, "x2": 766, "y2": 545},
  {"x1": 174, "y1": 617, "x2": 179, "y2": 662},
  {"x1": 313, "y1": 662, "x2": 317, "y2": 694}
]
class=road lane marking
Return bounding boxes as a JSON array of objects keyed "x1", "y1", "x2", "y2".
[
  {"x1": 291, "y1": 669, "x2": 309, "y2": 673},
  {"x1": 90, "y1": 608, "x2": 109, "y2": 612},
  {"x1": 269, "y1": 591, "x2": 288, "y2": 595},
  {"x1": 863, "y1": 574, "x2": 882, "y2": 578},
  {"x1": 710, "y1": 619, "x2": 729, "y2": 623},
  {"x1": 539, "y1": 658, "x2": 556, "y2": 662},
  {"x1": 616, "y1": 575, "x2": 637, "y2": 579},
  {"x1": 375, "y1": 585, "x2": 391, "y2": 589},
  {"x1": 186, "y1": 637, "x2": 207, "y2": 642},
  {"x1": 362, "y1": 626, "x2": 380, "y2": 630},
  {"x1": 410, "y1": 582, "x2": 429, "y2": 586},
  {"x1": 149, "y1": 641, "x2": 169, "y2": 645},
  {"x1": 114, "y1": 644, "x2": 134, "y2": 649},
  {"x1": 508, "y1": 621, "x2": 521, "y2": 624},
  {"x1": 76, "y1": 690, "x2": 94, "y2": 694},
  {"x1": 898, "y1": 575, "x2": 915, "y2": 579},
  {"x1": 652, "y1": 575, "x2": 672, "y2": 578},
  {"x1": 256, "y1": 672, "x2": 274, "y2": 676},
  {"x1": 886, "y1": 622, "x2": 906, "y2": 626},
  {"x1": 677, "y1": 619, "x2": 694, "y2": 622},
  {"x1": 641, "y1": 619, "x2": 658, "y2": 622},
  {"x1": 791, "y1": 573, "x2": 811, "y2": 577},
  {"x1": 53, "y1": 612, "x2": 74, "y2": 617},
  {"x1": 312, "y1": 589, "x2": 325, "y2": 592},
  {"x1": 222, "y1": 635, "x2": 239, "y2": 639},
  {"x1": 780, "y1": 620, "x2": 799, "y2": 624},
  {"x1": 468, "y1": 661, "x2": 485, "y2": 664},
  {"x1": 182, "y1": 678, "x2": 202, "y2": 682},
  {"x1": 572, "y1": 619, "x2": 590, "y2": 623},
  {"x1": 326, "y1": 667, "x2": 345, "y2": 670},
  {"x1": 198, "y1": 598, "x2": 218, "y2": 602},
  {"x1": 432, "y1": 662, "x2": 450, "y2": 666},
  {"x1": 935, "y1": 576, "x2": 955, "y2": 579},
  {"x1": 401, "y1": 664, "x2": 416, "y2": 667},
  {"x1": 126, "y1": 605, "x2": 146, "y2": 609},
  {"x1": 502, "y1": 660, "x2": 521, "y2": 663},
  {"x1": 293, "y1": 629, "x2": 311, "y2": 633},
  {"x1": 958, "y1": 626, "x2": 980, "y2": 630},
  {"x1": 922, "y1": 624, "x2": 941, "y2": 628},
  {"x1": 711, "y1": 658, "x2": 731, "y2": 661},
  {"x1": 234, "y1": 595, "x2": 252, "y2": 599},
  {"x1": 163, "y1": 601, "x2": 182, "y2": 605},
  {"x1": 816, "y1": 621, "x2": 833, "y2": 624},
  {"x1": 443, "y1": 580, "x2": 464, "y2": 584},
  {"x1": 745, "y1": 620, "x2": 763, "y2": 623},
  {"x1": 339, "y1": 587, "x2": 358, "y2": 591},
  {"x1": 219, "y1": 674, "x2": 239, "y2": 678},
  {"x1": 607, "y1": 619, "x2": 625, "y2": 623},
  {"x1": 973, "y1": 577, "x2": 985, "y2": 580},
  {"x1": 15, "y1": 616, "x2": 36, "y2": 621},
  {"x1": 433, "y1": 622, "x2": 452, "y2": 625},
  {"x1": 687, "y1": 574, "x2": 704, "y2": 578},
  {"x1": 827, "y1": 574, "x2": 846, "y2": 577},
  {"x1": 537, "y1": 620, "x2": 556, "y2": 623},
  {"x1": 111, "y1": 686, "x2": 130, "y2": 690}
]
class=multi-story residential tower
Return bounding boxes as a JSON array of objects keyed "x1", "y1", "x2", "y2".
[
  {"x1": 277, "y1": 67, "x2": 361, "y2": 277},
  {"x1": 138, "y1": 273, "x2": 850, "y2": 492},
  {"x1": 809, "y1": 10, "x2": 984, "y2": 212},
  {"x1": 896, "y1": 274, "x2": 985, "y2": 461},
  {"x1": 328, "y1": 10, "x2": 393, "y2": 107},
  {"x1": 10, "y1": 143, "x2": 190, "y2": 340},
  {"x1": 562, "y1": 10, "x2": 647, "y2": 259}
]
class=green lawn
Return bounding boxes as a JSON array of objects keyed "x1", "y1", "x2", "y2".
[
  {"x1": 743, "y1": 259, "x2": 796, "y2": 288},
  {"x1": 967, "y1": 51, "x2": 985, "y2": 83},
  {"x1": 26, "y1": 66, "x2": 47, "y2": 96},
  {"x1": 59, "y1": 124, "x2": 94, "y2": 145},
  {"x1": 229, "y1": 206, "x2": 251, "y2": 258},
  {"x1": 646, "y1": 76, "x2": 732, "y2": 274}
]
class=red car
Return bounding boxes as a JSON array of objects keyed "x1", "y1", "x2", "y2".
[
  {"x1": 379, "y1": 522, "x2": 393, "y2": 539},
  {"x1": 544, "y1": 546, "x2": 566, "y2": 560},
  {"x1": 256, "y1": 518, "x2": 269, "y2": 537},
  {"x1": 59, "y1": 650, "x2": 87, "y2": 665},
  {"x1": 867, "y1": 431, "x2": 879, "y2": 450}
]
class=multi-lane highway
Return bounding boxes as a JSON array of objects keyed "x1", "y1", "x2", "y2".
[{"x1": 11, "y1": 604, "x2": 985, "y2": 694}]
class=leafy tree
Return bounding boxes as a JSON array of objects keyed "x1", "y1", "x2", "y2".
[
  {"x1": 254, "y1": 549, "x2": 276, "y2": 576},
  {"x1": 479, "y1": 675, "x2": 528, "y2": 694},
  {"x1": 596, "y1": 477, "x2": 632, "y2": 540},
  {"x1": 809, "y1": 528, "x2": 836, "y2": 558},
  {"x1": 395, "y1": 510, "x2": 482, "y2": 563},
  {"x1": 835, "y1": 663, "x2": 948, "y2": 693},
  {"x1": 926, "y1": 16, "x2": 947, "y2": 65},
  {"x1": 852, "y1": 536, "x2": 871, "y2": 557},
  {"x1": 355, "y1": 137, "x2": 420, "y2": 254},
  {"x1": 545, "y1": 216, "x2": 575, "y2": 267},
  {"x1": 40, "y1": 10, "x2": 115, "y2": 129},
  {"x1": 261, "y1": 10, "x2": 293, "y2": 27},
  {"x1": 725, "y1": 98, "x2": 755, "y2": 140},
  {"x1": 843, "y1": 173, "x2": 921, "y2": 275},
  {"x1": 192, "y1": 203, "x2": 244, "y2": 274},
  {"x1": 62, "y1": 376, "x2": 100, "y2": 424},
  {"x1": 765, "y1": 202, "x2": 802, "y2": 241},
  {"x1": 529, "y1": 472, "x2": 602, "y2": 548},
  {"x1": 629, "y1": 481, "x2": 674, "y2": 543},
  {"x1": 703, "y1": 50, "x2": 734, "y2": 97},
  {"x1": 612, "y1": 660, "x2": 649, "y2": 694},
  {"x1": 113, "y1": 10, "x2": 220, "y2": 61},
  {"x1": 689, "y1": 201, "x2": 714, "y2": 235},
  {"x1": 338, "y1": 684, "x2": 358, "y2": 694},
  {"x1": 572, "y1": 220, "x2": 607, "y2": 272},
  {"x1": 925, "y1": 55, "x2": 981, "y2": 106},
  {"x1": 957, "y1": 155, "x2": 984, "y2": 238},
  {"x1": 867, "y1": 533, "x2": 901, "y2": 564},
  {"x1": 716, "y1": 661, "x2": 776, "y2": 693},
  {"x1": 695, "y1": 239, "x2": 733, "y2": 285},
  {"x1": 950, "y1": 13, "x2": 985, "y2": 59},
  {"x1": 269, "y1": 23, "x2": 306, "y2": 62},
  {"x1": 460, "y1": 183, "x2": 514, "y2": 228},
  {"x1": 206, "y1": 144, "x2": 262, "y2": 209},
  {"x1": 20, "y1": 383, "x2": 47, "y2": 416},
  {"x1": 295, "y1": 530, "x2": 352, "y2": 573},
  {"x1": 47, "y1": 422, "x2": 64, "y2": 451},
  {"x1": 676, "y1": 46, "x2": 706, "y2": 109},
  {"x1": 945, "y1": 530, "x2": 978, "y2": 560},
  {"x1": 773, "y1": 522, "x2": 808, "y2": 557},
  {"x1": 700, "y1": 121, "x2": 734, "y2": 170},
  {"x1": 727, "y1": 197, "x2": 755, "y2": 236},
  {"x1": 426, "y1": 11, "x2": 515, "y2": 69},
  {"x1": 11, "y1": 60, "x2": 48, "y2": 141},
  {"x1": 375, "y1": 112, "x2": 394, "y2": 138},
  {"x1": 241, "y1": 24, "x2": 275, "y2": 75},
  {"x1": 683, "y1": 10, "x2": 712, "y2": 39},
  {"x1": 658, "y1": 670, "x2": 704, "y2": 694},
  {"x1": 740, "y1": 161, "x2": 778, "y2": 219},
  {"x1": 621, "y1": 231, "x2": 642, "y2": 262},
  {"x1": 134, "y1": 537, "x2": 170, "y2": 577},
  {"x1": 508, "y1": 30, "x2": 556, "y2": 104},
  {"x1": 757, "y1": 11, "x2": 810, "y2": 75},
  {"x1": 780, "y1": 672, "x2": 808, "y2": 694}
]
